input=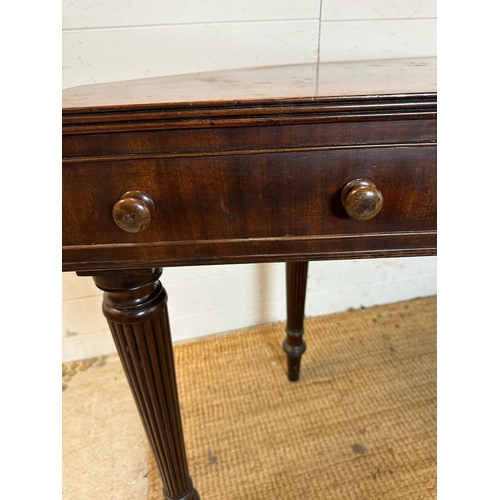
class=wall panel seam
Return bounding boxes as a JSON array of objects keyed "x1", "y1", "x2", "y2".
[
  {"x1": 320, "y1": 18, "x2": 436, "y2": 24},
  {"x1": 63, "y1": 18, "x2": 319, "y2": 33}
]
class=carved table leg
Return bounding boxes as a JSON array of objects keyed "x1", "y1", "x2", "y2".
[
  {"x1": 89, "y1": 267, "x2": 200, "y2": 500},
  {"x1": 283, "y1": 261, "x2": 309, "y2": 382}
]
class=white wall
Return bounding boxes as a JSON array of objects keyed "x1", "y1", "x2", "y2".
[{"x1": 62, "y1": 0, "x2": 437, "y2": 362}]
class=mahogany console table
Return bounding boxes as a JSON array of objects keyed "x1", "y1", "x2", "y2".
[{"x1": 62, "y1": 58, "x2": 437, "y2": 499}]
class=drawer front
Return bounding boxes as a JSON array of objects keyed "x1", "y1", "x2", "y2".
[{"x1": 62, "y1": 145, "x2": 436, "y2": 270}]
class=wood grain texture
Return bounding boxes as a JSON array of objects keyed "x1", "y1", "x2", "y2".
[
  {"x1": 62, "y1": 119, "x2": 436, "y2": 154},
  {"x1": 62, "y1": 58, "x2": 437, "y2": 274},
  {"x1": 112, "y1": 189, "x2": 156, "y2": 233},
  {"x1": 63, "y1": 145, "x2": 436, "y2": 271},
  {"x1": 62, "y1": 58, "x2": 436, "y2": 111},
  {"x1": 61, "y1": 58, "x2": 438, "y2": 278},
  {"x1": 341, "y1": 178, "x2": 384, "y2": 221}
]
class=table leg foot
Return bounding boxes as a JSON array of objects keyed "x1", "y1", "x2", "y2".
[
  {"x1": 283, "y1": 261, "x2": 308, "y2": 382},
  {"x1": 88, "y1": 268, "x2": 201, "y2": 500},
  {"x1": 164, "y1": 482, "x2": 200, "y2": 500}
]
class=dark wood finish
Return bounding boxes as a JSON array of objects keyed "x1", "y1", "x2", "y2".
[
  {"x1": 62, "y1": 119, "x2": 436, "y2": 157},
  {"x1": 284, "y1": 262, "x2": 309, "y2": 381},
  {"x1": 62, "y1": 146, "x2": 436, "y2": 271},
  {"x1": 90, "y1": 268, "x2": 199, "y2": 500},
  {"x1": 341, "y1": 178, "x2": 384, "y2": 221},
  {"x1": 112, "y1": 189, "x2": 156, "y2": 233},
  {"x1": 62, "y1": 58, "x2": 437, "y2": 498},
  {"x1": 63, "y1": 59, "x2": 436, "y2": 273}
]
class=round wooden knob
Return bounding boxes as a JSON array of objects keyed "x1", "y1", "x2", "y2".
[
  {"x1": 112, "y1": 190, "x2": 156, "y2": 233},
  {"x1": 341, "y1": 178, "x2": 383, "y2": 221}
]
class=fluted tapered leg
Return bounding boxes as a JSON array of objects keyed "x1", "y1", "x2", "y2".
[
  {"x1": 283, "y1": 261, "x2": 309, "y2": 382},
  {"x1": 90, "y1": 268, "x2": 200, "y2": 500}
]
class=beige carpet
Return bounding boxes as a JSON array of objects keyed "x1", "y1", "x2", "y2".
[{"x1": 63, "y1": 296, "x2": 436, "y2": 500}]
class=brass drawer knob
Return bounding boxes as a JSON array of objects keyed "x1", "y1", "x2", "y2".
[
  {"x1": 112, "y1": 190, "x2": 156, "y2": 233},
  {"x1": 341, "y1": 178, "x2": 383, "y2": 221}
]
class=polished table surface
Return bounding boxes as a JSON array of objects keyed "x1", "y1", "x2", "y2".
[{"x1": 62, "y1": 58, "x2": 437, "y2": 499}]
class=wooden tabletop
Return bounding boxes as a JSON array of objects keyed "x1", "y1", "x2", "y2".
[{"x1": 62, "y1": 57, "x2": 436, "y2": 112}]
